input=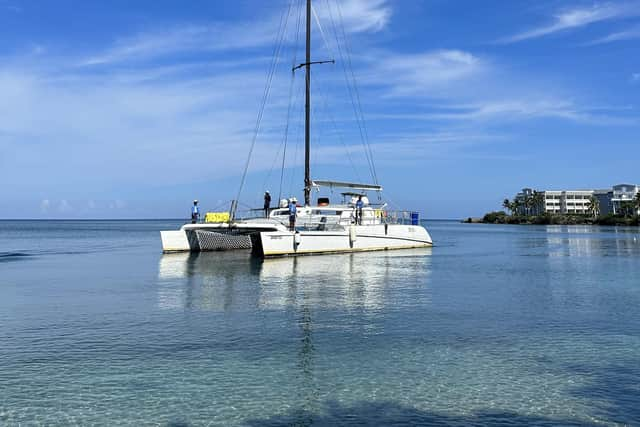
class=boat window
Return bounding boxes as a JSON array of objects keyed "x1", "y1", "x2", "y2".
[{"x1": 312, "y1": 210, "x2": 341, "y2": 216}]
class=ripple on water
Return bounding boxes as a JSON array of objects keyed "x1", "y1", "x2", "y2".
[{"x1": 1, "y1": 221, "x2": 639, "y2": 425}]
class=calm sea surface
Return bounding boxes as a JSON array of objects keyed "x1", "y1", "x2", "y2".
[{"x1": 1, "y1": 220, "x2": 639, "y2": 426}]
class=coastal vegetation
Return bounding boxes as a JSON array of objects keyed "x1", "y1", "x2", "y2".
[
  {"x1": 477, "y1": 192, "x2": 640, "y2": 226},
  {"x1": 478, "y1": 211, "x2": 640, "y2": 226}
]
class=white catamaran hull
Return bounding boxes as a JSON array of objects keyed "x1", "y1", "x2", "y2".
[
  {"x1": 161, "y1": 221, "x2": 287, "y2": 253},
  {"x1": 256, "y1": 224, "x2": 433, "y2": 257}
]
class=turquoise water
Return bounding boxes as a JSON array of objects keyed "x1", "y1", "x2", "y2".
[{"x1": 1, "y1": 220, "x2": 639, "y2": 426}]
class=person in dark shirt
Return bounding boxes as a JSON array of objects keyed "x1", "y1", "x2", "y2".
[
  {"x1": 355, "y1": 196, "x2": 364, "y2": 225},
  {"x1": 264, "y1": 191, "x2": 271, "y2": 218},
  {"x1": 288, "y1": 198, "x2": 297, "y2": 231},
  {"x1": 191, "y1": 200, "x2": 200, "y2": 224}
]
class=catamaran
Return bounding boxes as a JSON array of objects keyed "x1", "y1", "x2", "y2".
[{"x1": 160, "y1": 0, "x2": 433, "y2": 256}]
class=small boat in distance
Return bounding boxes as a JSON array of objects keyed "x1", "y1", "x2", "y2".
[{"x1": 160, "y1": 0, "x2": 433, "y2": 256}]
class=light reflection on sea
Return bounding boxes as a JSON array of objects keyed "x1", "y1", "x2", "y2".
[
  {"x1": 157, "y1": 249, "x2": 432, "y2": 312},
  {"x1": 0, "y1": 220, "x2": 639, "y2": 425}
]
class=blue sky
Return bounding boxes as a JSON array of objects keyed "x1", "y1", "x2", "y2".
[{"x1": 1, "y1": 0, "x2": 639, "y2": 219}]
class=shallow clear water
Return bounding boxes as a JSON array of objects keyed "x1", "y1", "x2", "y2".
[{"x1": 1, "y1": 220, "x2": 639, "y2": 426}]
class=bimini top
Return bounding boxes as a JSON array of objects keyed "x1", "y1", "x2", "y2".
[{"x1": 312, "y1": 180, "x2": 383, "y2": 192}]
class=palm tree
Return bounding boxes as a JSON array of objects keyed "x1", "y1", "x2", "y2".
[
  {"x1": 502, "y1": 198, "x2": 511, "y2": 215},
  {"x1": 524, "y1": 195, "x2": 534, "y2": 217},
  {"x1": 512, "y1": 199, "x2": 521, "y2": 216},
  {"x1": 586, "y1": 195, "x2": 600, "y2": 219},
  {"x1": 620, "y1": 200, "x2": 635, "y2": 217},
  {"x1": 533, "y1": 191, "x2": 545, "y2": 215}
]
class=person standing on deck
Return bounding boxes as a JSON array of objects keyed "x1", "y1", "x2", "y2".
[
  {"x1": 288, "y1": 197, "x2": 297, "y2": 231},
  {"x1": 355, "y1": 195, "x2": 364, "y2": 225},
  {"x1": 191, "y1": 200, "x2": 200, "y2": 224},
  {"x1": 264, "y1": 191, "x2": 271, "y2": 218}
]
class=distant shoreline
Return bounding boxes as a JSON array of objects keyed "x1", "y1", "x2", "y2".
[
  {"x1": 0, "y1": 218, "x2": 456, "y2": 222},
  {"x1": 465, "y1": 212, "x2": 640, "y2": 226}
]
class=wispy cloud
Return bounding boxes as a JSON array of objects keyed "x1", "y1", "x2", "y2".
[
  {"x1": 81, "y1": 1, "x2": 392, "y2": 67},
  {"x1": 2, "y1": 2, "x2": 637, "y2": 217},
  {"x1": 370, "y1": 99, "x2": 637, "y2": 126},
  {"x1": 316, "y1": 0, "x2": 392, "y2": 33},
  {"x1": 58, "y1": 199, "x2": 72, "y2": 213},
  {"x1": 632, "y1": 72, "x2": 640, "y2": 82},
  {"x1": 500, "y1": 2, "x2": 640, "y2": 43},
  {"x1": 587, "y1": 24, "x2": 640, "y2": 44},
  {"x1": 369, "y1": 50, "x2": 486, "y2": 96},
  {"x1": 308, "y1": 131, "x2": 517, "y2": 167},
  {"x1": 0, "y1": 63, "x2": 287, "y2": 192},
  {"x1": 438, "y1": 100, "x2": 637, "y2": 125},
  {"x1": 80, "y1": 24, "x2": 275, "y2": 66}
]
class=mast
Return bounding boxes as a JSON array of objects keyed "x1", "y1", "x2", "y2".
[
  {"x1": 304, "y1": 0, "x2": 311, "y2": 207},
  {"x1": 289, "y1": 0, "x2": 331, "y2": 205}
]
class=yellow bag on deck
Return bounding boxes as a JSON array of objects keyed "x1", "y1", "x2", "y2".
[{"x1": 205, "y1": 212, "x2": 230, "y2": 223}]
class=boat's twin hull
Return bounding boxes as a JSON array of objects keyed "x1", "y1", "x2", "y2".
[
  {"x1": 256, "y1": 224, "x2": 432, "y2": 257},
  {"x1": 160, "y1": 222, "x2": 285, "y2": 253}
]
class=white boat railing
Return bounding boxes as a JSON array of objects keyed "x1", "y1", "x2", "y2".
[
  {"x1": 382, "y1": 211, "x2": 420, "y2": 225},
  {"x1": 189, "y1": 208, "x2": 421, "y2": 227},
  {"x1": 338, "y1": 210, "x2": 419, "y2": 225}
]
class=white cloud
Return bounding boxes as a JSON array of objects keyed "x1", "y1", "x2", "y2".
[
  {"x1": 40, "y1": 199, "x2": 50, "y2": 213},
  {"x1": 315, "y1": 0, "x2": 391, "y2": 34},
  {"x1": 0, "y1": 59, "x2": 298, "y2": 199},
  {"x1": 354, "y1": 46, "x2": 636, "y2": 126},
  {"x1": 1, "y1": 0, "x2": 636, "y2": 211},
  {"x1": 80, "y1": 1, "x2": 392, "y2": 66},
  {"x1": 370, "y1": 99, "x2": 637, "y2": 126},
  {"x1": 501, "y1": 2, "x2": 640, "y2": 43},
  {"x1": 437, "y1": 99, "x2": 584, "y2": 121},
  {"x1": 80, "y1": 24, "x2": 275, "y2": 66},
  {"x1": 58, "y1": 199, "x2": 72, "y2": 213},
  {"x1": 588, "y1": 24, "x2": 640, "y2": 44},
  {"x1": 370, "y1": 50, "x2": 485, "y2": 96}
]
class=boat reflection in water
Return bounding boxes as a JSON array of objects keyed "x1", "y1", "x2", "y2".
[
  {"x1": 156, "y1": 249, "x2": 432, "y2": 311},
  {"x1": 156, "y1": 248, "x2": 432, "y2": 424}
]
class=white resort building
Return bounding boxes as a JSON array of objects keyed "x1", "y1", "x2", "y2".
[
  {"x1": 542, "y1": 190, "x2": 593, "y2": 215},
  {"x1": 612, "y1": 184, "x2": 640, "y2": 215},
  {"x1": 513, "y1": 184, "x2": 638, "y2": 216}
]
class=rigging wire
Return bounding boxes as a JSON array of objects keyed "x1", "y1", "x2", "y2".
[
  {"x1": 335, "y1": 0, "x2": 379, "y2": 186},
  {"x1": 326, "y1": 0, "x2": 379, "y2": 186},
  {"x1": 311, "y1": 70, "x2": 363, "y2": 183},
  {"x1": 288, "y1": 96, "x2": 304, "y2": 197},
  {"x1": 263, "y1": 0, "x2": 303, "y2": 202},
  {"x1": 278, "y1": 0, "x2": 304, "y2": 204},
  {"x1": 309, "y1": 80, "x2": 322, "y2": 176},
  {"x1": 308, "y1": 1, "x2": 363, "y2": 183},
  {"x1": 209, "y1": 199, "x2": 234, "y2": 213},
  {"x1": 325, "y1": 1, "x2": 372, "y2": 180},
  {"x1": 233, "y1": 0, "x2": 294, "y2": 212},
  {"x1": 262, "y1": 130, "x2": 289, "y2": 192},
  {"x1": 311, "y1": 3, "x2": 335, "y2": 59}
]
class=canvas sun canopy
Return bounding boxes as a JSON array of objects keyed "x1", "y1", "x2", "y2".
[{"x1": 312, "y1": 180, "x2": 382, "y2": 191}]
